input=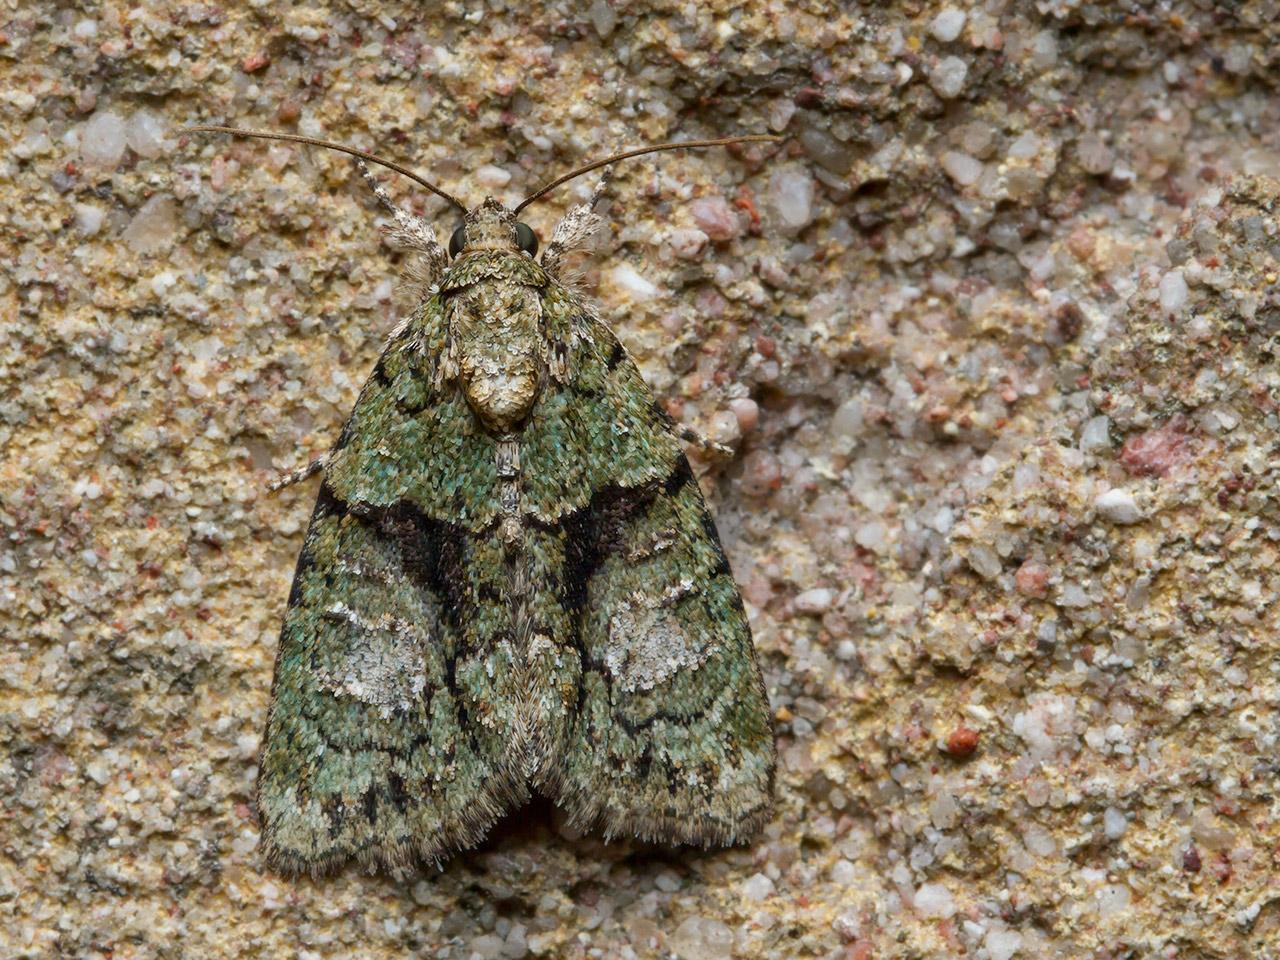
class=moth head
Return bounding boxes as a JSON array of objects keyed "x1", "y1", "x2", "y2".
[{"x1": 448, "y1": 198, "x2": 539, "y2": 259}]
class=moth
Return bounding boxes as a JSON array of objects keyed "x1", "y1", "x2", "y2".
[{"x1": 191, "y1": 126, "x2": 778, "y2": 873}]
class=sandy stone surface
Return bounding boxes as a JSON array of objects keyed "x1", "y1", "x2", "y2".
[{"x1": 4, "y1": 2, "x2": 1280, "y2": 958}]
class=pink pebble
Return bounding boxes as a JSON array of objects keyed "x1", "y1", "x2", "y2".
[
  {"x1": 1014, "y1": 560, "x2": 1049, "y2": 598},
  {"x1": 730, "y1": 398, "x2": 760, "y2": 434},
  {"x1": 739, "y1": 450, "x2": 782, "y2": 497},
  {"x1": 690, "y1": 196, "x2": 742, "y2": 241},
  {"x1": 1118, "y1": 417, "x2": 1190, "y2": 477}
]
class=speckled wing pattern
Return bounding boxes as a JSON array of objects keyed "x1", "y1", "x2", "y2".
[{"x1": 257, "y1": 201, "x2": 774, "y2": 873}]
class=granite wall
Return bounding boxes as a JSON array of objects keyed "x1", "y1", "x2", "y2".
[{"x1": 4, "y1": 2, "x2": 1280, "y2": 958}]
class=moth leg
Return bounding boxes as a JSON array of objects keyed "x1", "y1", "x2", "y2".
[
  {"x1": 268, "y1": 452, "x2": 330, "y2": 492},
  {"x1": 651, "y1": 398, "x2": 734, "y2": 458},
  {"x1": 673, "y1": 423, "x2": 734, "y2": 459}
]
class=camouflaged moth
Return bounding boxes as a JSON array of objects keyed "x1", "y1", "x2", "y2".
[{"x1": 191, "y1": 126, "x2": 778, "y2": 874}]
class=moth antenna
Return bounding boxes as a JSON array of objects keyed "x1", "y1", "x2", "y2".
[
  {"x1": 186, "y1": 125, "x2": 469, "y2": 213},
  {"x1": 513, "y1": 134, "x2": 781, "y2": 214}
]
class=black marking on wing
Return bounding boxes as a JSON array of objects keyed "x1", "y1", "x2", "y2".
[
  {"x1": 552, "y1": 454, "x2": 727, "y2": 723},
  {"x1": 370, "y1": 499, "x2": 493, "y2": 755},
  {"x1": 283, "y1": 484, "x2": 495, "y2": 763},
  {"x1": 558, "y1": 477, "x2": 664, "y2": 617},
  {"x1": 372, "y1": 500, "x2": 470, "y2": 635},
  {"x1": 606, "y1": 340, "x2": 626, "y2": 370},
  {"x1": 370, "y1": 355, "x2": 394, "y2": 391}
]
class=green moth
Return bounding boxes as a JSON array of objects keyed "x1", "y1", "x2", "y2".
[{"x1": 192, "y1": 127, "x2": 777, "y2": 874}]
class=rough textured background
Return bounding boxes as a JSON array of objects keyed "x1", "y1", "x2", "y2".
[{"x1": 4, "y1": 2, "x2": 1280, "y2": 958}]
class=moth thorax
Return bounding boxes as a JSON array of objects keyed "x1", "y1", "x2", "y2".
[
  {"x1": 462, "y1": 364, "x2": 541, "y2": 432},
  {"x1": 449, "y1": 278, "x2": 544, "y2": 433}
]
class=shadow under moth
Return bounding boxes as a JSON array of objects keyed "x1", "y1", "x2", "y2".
[{"x1": 192, "y1": 126, "x2": 778, "y2": 874}]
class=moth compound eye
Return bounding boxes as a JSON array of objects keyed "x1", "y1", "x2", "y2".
[
  {"x1": 515, "y1": 222, "x2": 539, "y2": 255},
  {"x1": 448, "y1": 224, "x2": 466, "y2": 258}
]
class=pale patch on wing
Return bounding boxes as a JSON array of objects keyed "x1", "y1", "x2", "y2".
[
  {"x1": 604, "y1": 578, "x2": 709, "y2": 692},
  {"x1": 318, "y1": 601, "x2": 428, "y2": 717},
  {"x1": 626, "y1": 527, "x2": 678, "y2": 562}
]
